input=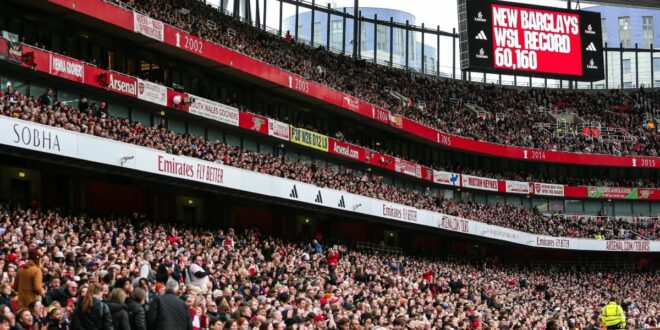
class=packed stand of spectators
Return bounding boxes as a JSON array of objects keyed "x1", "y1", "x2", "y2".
[
  {"x1": 243, "y1": 110, "x2": 659, "y2": 189},
  {"x1": 107, "y1": 0, "x2": 660, "y2": 157},
  {"x1": 0, "y1": 204, "x2": 657, "y2": 330},
  {"x1": 3, "y1": 85, "x2": 660, "y2": 241}
]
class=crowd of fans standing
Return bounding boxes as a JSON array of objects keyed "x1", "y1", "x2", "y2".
[{"x1": 0, "y1": 205, "x2": 656, "y2": 330}]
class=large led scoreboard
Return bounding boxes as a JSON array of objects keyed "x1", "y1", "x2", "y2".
[{"x1": 458, "y1": 0, "x2": 605, "y2": 81}]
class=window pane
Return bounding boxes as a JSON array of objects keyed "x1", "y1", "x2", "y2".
[
  {"x1": 208, "y1": 129, "x2": 223, "y2": 143},
  {"x1": 618, "y1": 17, "x2": 631, "y2": 48},
  {"x1": 377, "y1": 25, "x2": 387, "y2": 52},
  {"x1": 313, "y1": 22, "x2": 322, "y2": 45},
  {"x1": 132, "y1": 109, "x2": 151, "y2": 126},
  {"x1": 622, "y1": 59, "x2": 631, "y2": 74},
  {"x1": 331, "y1": 20, "x2": 342, "y2": 51},
  {"x1": 226, "y1": 133, "x2": 241, "y2": 148},
  {"x1": 614, "y1": 201, "x2": 632, "y2": 216},
  {"x1": 188, "y1": 123, "x2": 205, "y2": 138},
  {"x1": 565, "y1": 200, "x2": 583, "y2": 213},
  {"x1": 108, "y1": 104, "x2": 129, "y2": 119},
  {"x1": 643, "y1": 16, "x2": 654, "y2": 48},
  {"x1": 168, "y1": 119, "x2": 185, "y2": 134}
]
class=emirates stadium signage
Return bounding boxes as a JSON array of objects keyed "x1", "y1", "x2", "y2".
[
  {"x1": 1, "y1": 116, "x2": 658, "y2": 252},
  {"x1": 107, "y1": 73, "x2": 137, "y2": 97}
]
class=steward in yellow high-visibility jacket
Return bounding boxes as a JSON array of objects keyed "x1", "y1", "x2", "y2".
[{"x1": 601, "y1": 299, "x2": 626, "y2": 329}]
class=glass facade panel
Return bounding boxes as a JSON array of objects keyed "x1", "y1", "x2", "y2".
[
  {"x1": 618, "y1": 17, "x2": 631, "y2": 48},
  {"x1": 642, "y1": 16, "x2": 654, "y2": 48}
]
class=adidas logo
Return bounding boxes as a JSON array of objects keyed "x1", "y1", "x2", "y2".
[
  {"x1": 586, "y1": 42, "x2": 597, "y2": 52},
  {"x1": 314, "y1": 191, "x2": 323, "y2": 203},
  {"x1": 338, "y1": 196, "x2": 346, "y2": 208},
  {"x1": 289, "y1": 185, "x2": 299, "y2": 199},
  {"x1": 475, "y1": 30, "x2": 487, "y2": 40}
]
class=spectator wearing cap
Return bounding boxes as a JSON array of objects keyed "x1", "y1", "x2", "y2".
[
  {"x1": 45, "y1": 305, "x2": 65, "y2": 330},
  {"x1": 13, "y1": 249, "x2": 45, "y2": 309}
]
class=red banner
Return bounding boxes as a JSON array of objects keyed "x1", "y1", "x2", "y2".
[
  {"x1": 105, "y1": 72, "x2": 138, "y2": 98},
  {"x1": 49, "y1": 53, "x2": 85, "y2": 83},
  {"x1": 367, "y1": 151, "x2": 396, "y2": 171},
  {"x1": 421, "y1": 166, "x2": 434, "y2": 182},
  {"x1": 328, "y1": 139, "x2": 366, "y2": 162},
  {"x1": 395, "y1": 158, "x2": 422, "y2": 178},
  {"x1": 239, "y1": 112, "x2": 268, "y2": 135}
]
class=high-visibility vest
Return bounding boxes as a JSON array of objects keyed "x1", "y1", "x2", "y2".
[{"x1": 601, "y1": 301, "x2": 626, "y2": 327}]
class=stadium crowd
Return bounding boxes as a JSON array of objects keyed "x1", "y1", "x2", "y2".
[
  {"x1": 1, "y1": 86, "x2": 659, "y2": 241},
  {"x1": 107, "y1": 0, "x2": 660, "y2": 157},
  {"x1": 0, "y1": 205, "x2": 657, "y2": 330},
  {"x1": 243, "y1": 112, "x2": 658, "y2": 189}
]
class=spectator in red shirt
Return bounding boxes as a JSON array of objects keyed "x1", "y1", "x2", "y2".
[{"x1": 326, "y1": 248, "x2": 339, "y2": 271}]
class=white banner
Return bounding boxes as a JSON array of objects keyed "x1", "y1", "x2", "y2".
[
  {"x1": 395, "y1": 158, "x2": 422, "y2": 178},
  {"x1": 137, "y1": 79, "x2": 167, "y2": 106},
  {"x1": 133, "y1": 12, "x2": 164, "y2": 42},
  {"x1": 532, "y1": 183, "x2": 565, "y2": 197},
  {"x1": 461, "y1": 174, "x2": 499, "y2": 191},
  {"x1": 433, "y1": 170, "x2": 460, "y2": 186},
  {"x1": 1, "y1": 116, "x2": 655, "y2": 252},
  {"x1": 188, "y1": 95, "x2": 239, "y2": 127},
  {"x1": 505, "y1": 180, "x2": 530, "y2": 194},
  {"x1": 0, "y1": 119, "x2": 78, "y2": 158},
  {"x1": 268, "y1": 119, "x2": 290, "y2": 141}
]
